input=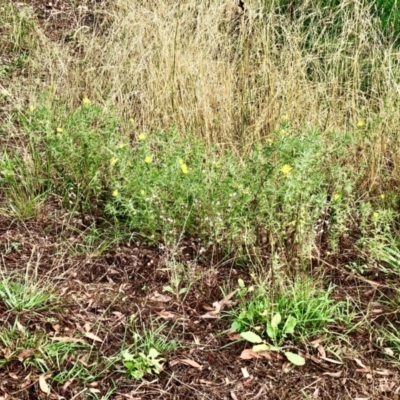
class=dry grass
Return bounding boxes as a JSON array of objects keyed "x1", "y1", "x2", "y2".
[{"x1": 3, "y1": 0, "x2": 400, "y2": 179}]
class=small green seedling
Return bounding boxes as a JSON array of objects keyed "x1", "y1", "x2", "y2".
[
  {"x1": 122, "y1": 348, "x2": 165, "y2": 380},
  {"x1": 240, "y1": 313, "x2": 305, "y2": 367}
]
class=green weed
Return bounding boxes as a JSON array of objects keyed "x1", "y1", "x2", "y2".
[{"x1": 230, "y1": 277, "x2": 353, "y2": 345}]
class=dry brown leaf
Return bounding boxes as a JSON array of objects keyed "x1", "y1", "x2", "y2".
[
  {"x1": 52, "y1": 336, "x2": 86, "y2": 344},
  {"x1": 89, "y1": 388, "x2": 101, "y2": 394},
  {"x1": 17, "y1": 350, "x2": 35, "y2": 362},
  {"x1": 84, "y1": 323, "x2": 92, "y2": 332},
  {"x1": 156, "y1": 311, "x2": 177, "y2": 319},
  {"x1": 8, "y1": 373, "x2": 18, "y2": 380},
  {"x1": 199, "y1": 379, "x2": 214, "y2": 385},
  {"x1": 320, "y1": 356, "x2": 343, "y2": 365},
  {"x1": 354, "y1": 358, "x2": 369, "y2": 371},
  {"x1": 16, "y1": 321, "x2": 25, "y2": 333},
  {"x1": 84, "y1": 332, "x2": 103, "y2": 343},
  {"x1": 323, "y1": 370, "x2": 343, "y2": 378},
  {"x1": 376, "y1": 369, "x2": 393, "y2": 376},
  {"x1": 150, "y1": 292, "x2": 172, "y2": 302},
  {"x1": 62, "y1": 379, "x2": 74, "y2": 392},
  {"x1": 231, "y1": 392, "x2": 239, "y2": 400},
  {"x1": 176, "y1": 358, "x2": 202, "y2": 369},
  {"x1": 240, "y1": 349, "x2": 261, "y2": 360},
  {"x1": 317, "y1": 345, "x2": 326, "y2": 359},
  {"x1": 39, "y1": 375, "x2": 50, "y2": 394},
  {"x1": 201, "y1": 290, "x2": 238, "y2": 318},
  {"x1": 228, "y1": 332, "x2": 242, "y2": 341},
  {"x1": 180, "y1": 358, "x2": 203, "y2": 369}
]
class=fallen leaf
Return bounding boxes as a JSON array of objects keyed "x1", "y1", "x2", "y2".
[
  {"x1": 228, "y1": 332, "x2": 242, "y2": 341},
  {"x1": 201, "y1": 290, "x2": 238, "y2": 318},
  {"x1": 241, "y1": 367, "x2": 250, "y2": 379},
  {"x1": 150, "y1": 292, "x2": 172, "y2": 302},
  {"x1": 258, "y1": 351, "x2": 273, "y2": 360},
  {"x1": 17, "y1": 350, "x2": 35, "y2": 362},
  {"x1": 84, "y1": 323, "x2": 92, "y2": 332},
  {"x1": 376, "y1": 369, "x2": 393, "y2": 376},
  {"x1": 39, "y1": 375, "x2": 50, "y2": 394},
  {"x1": 89, "y1": 388, "x2": 101, "y2": 394},
  {"x1": 323, "y1": 370, "x2": 343, "y2": 377},
  {"x1": 156, "y1": 311, "x2": 177, "y2": 319},
  {"x1": 320, "y1": 356, "x2": 343, "y2": 365},
  {"x1": 199, "y1": 379, "x2": 214, "y2": 385},
  {"x1": 52, "y1": 336, "x2": 86, "y2": 344},
  {"x1": 240, "y1": 349, "x2": 261, "y2": 359},
  {"x1": 317, "y1": 345, "x2": 326, "y2": 359},
  {"x1": 354, "y1": 358, "x2": 369, "y2": 371},
  {"x1": 16, "y1": 321, "x2": 25, "y2": 333},
  {"x1": 284, "y1": 352, "x2": 305, "y2": 366},
  {"x1": 170, "y1": 358, "x2": 202, "y2": 369},
  {"x1": 84, "y1": 332, "x2": 103, "y2": 343},
  {"x1": 8, "y1": 373, "x2": 18, "y2": 380}
]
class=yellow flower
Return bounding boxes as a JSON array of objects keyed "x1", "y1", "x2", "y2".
[
  {"x1": 266, "y1": 138, "x2": 274, "y2": 144},
  {"x1": 181, "y1": 163, "x2": 189, "y2": 174},
  {"x1": 280, "y1": 164, "x2": 292, "y2": 176},
  {"x1": 357, "y1": 120, "x2": 365, "y2": 128},
  {"x1": 117, "y1": 143, "x2": 127, "y2": 149},
  {"x1": 110, "y1": 157, "x2": 118, "y2": 166},
  {"x1": 144, "y1": 156, "x2": 152, "y2": 164},
  {"x1": 56, "y1": 127, "x2": 63, "y2": 133},
  {"x1": 138, "y1": 133, "x2": 146, "y2": 141},
  {"x1": 178, "y1": 158, "x2": 184, "y2": 165},
  {"x1": 29, "y1": 105, "x2": 36, "y2": 112},
  {"x1": 129, "y1": 118, "x2": 135, "y2": 124},
  {"x1": 282, "y1": 114, "x2": 289, "y2": 121},
  {"x1": 140, "y1": 190, "x2": 145, "y2": 196},
  {"x1": 380, "y1": 194, "x2": 385, "y2": 199},
  {"x1": 333, "y1": 193, "x2": 340, "y2": 201},
  {"x1": 280, "y1": 129, "x2": 288, "y2": 136},
  {"x1": 82, "y1": 97, "x2": 91, "y2": 105},
  {"x1": 112, "y1": 190, "x2": 119, "y2": 197},
  {"x1": 373, "y1": 212, "x2": 379, "y2": 219}
]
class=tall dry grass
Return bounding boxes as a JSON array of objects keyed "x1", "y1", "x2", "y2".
[{"x1": 5, "y1": 0, "x2": 400, "y2": 171}]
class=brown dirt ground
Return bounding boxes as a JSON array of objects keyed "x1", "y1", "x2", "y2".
[
  {"x1": 0, "y1": 199, "x2": 399, "y2": 400},
  {"x1": 1, "y1": 1, "x2": 400, "y2": 399}
]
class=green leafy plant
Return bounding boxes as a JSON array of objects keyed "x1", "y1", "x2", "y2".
[
  {"x1": 122, "y1": 348, "x2": 165, "y2": 380},
  {"x1": 239, "y1": 329, "x2": 305, "y2": 367},
  {"x1": 231, "y1": 277, "x2": 353, "y2": 344},
  {"x1": 117, "y1": 320, "x2": 178, "y2": 380}
]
